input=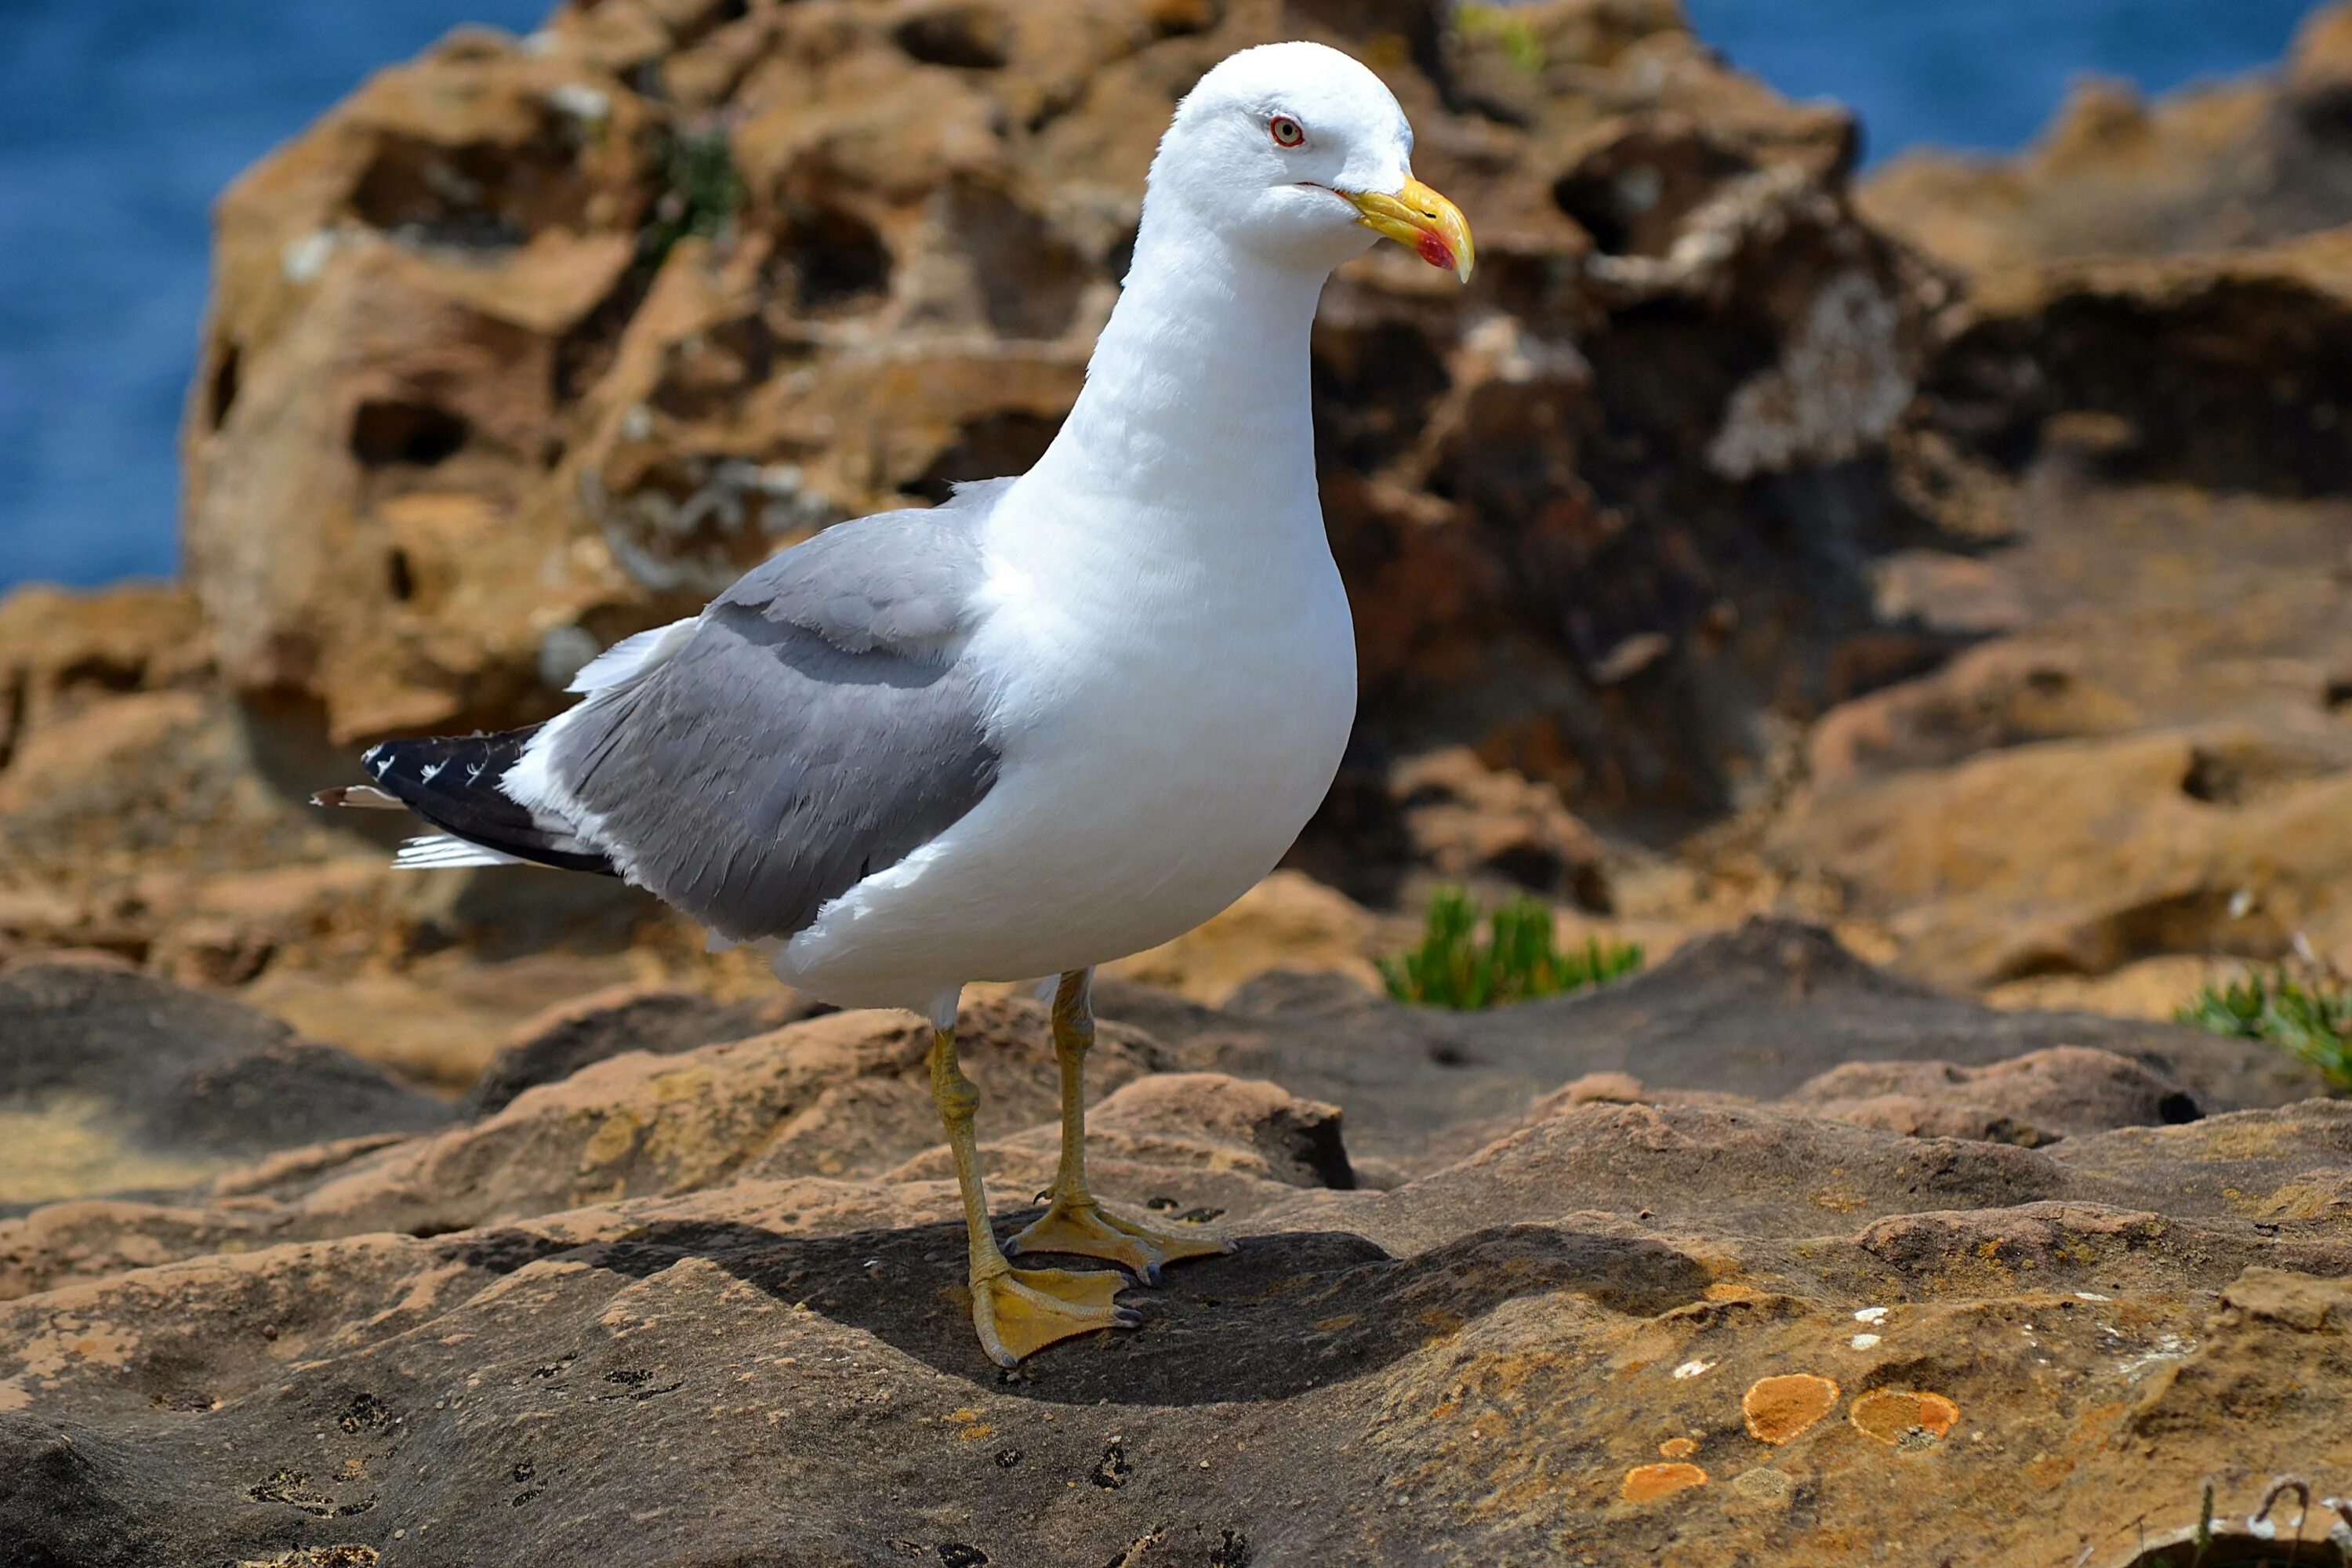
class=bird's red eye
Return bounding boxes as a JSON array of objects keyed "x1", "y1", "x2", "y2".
[{"x1": 1269, "y1": 114, "x2": 1305, "y2": 148}]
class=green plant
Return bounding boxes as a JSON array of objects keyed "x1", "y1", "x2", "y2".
[
  {"x1": 2176, "y1": 964, "x2": 2352, "y2": 1092},
  {"x1": 640, "y1": 122, "x2": 744, "y2": 266},
  {"x1": 1454, "y1": 4, "x2": 1545, "y2": 75},
  {"x1": 1381, "y1": 887, "x2": 1642, "y2": 1010}
]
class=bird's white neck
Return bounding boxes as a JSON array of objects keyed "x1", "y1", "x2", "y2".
[{"x1": 1022, "y1": 207, "x2": 1329, "y2": 537}]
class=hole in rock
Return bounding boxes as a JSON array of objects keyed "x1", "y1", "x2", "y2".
[
  {"x1": 350, "y1": 400, "x2": 469, "y2": 468},
  {"x1": 386, "y1": 550, "x2": 416, "y2": 603},
  {"x1": 2180, "y1": 746, "x2": 2235, "y2": 804},
  {"x1": 1552, "y1": 129, "x2": 1753, "y2": 258},
  {"x1": 781, "y1": 202, "x2": 891, "y2": 313},
  {"x1": 350, "y1": 138, "x2": 535, "y2": 249},
  {"x1": 667, "y1": 0, "x2": 749, "y2": 47},
  {"x1": 894, "y1": 5, "x2": 1011, "y2": 70}
]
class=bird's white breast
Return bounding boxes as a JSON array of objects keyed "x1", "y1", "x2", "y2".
[{"x1": 776, "y1": 481, "x2": 1356, "y2": 1009}]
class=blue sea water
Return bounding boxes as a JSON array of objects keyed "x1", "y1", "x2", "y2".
[{"x1": 0, "y1": 0, "x2": 2321, "y2": 591}]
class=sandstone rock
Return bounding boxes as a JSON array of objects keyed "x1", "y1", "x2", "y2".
[
  {"x1": 2, "y1": 975, "x2": 2345, "y2": 1564},
  {"x1": 1803, "y1": 639, "x2": 2141, "y2": 789},
  {"x1": 1008, "y1": 1071, "x2": 1353, "y2": 1190},
  {"x1": 1769, "y1": 727, "x2": 2352, "y2": 987},
  {"x1": 0, "y1": 964, "x2": 447, "y2": 1207},
  {"x1": 1344, "y1": 745, "x2": 1613, "y2": 909},
  {"x1": 1864, "y1": 9, "x2": 2352, "y2": 277},
  {"x1": 172, "y1": 0, "x2": 1944, "y2": 839},
  {"x1": 1102, "y1": 869, "x2": 1388, "y2": 1004},
  {"x1": 1803, "y1": 23, "x2": 2352, "y2": 1004},
  {"x1": 167, "y1": 996, "x2": 1160, "y2": 1243},
  {"x1": 1797, "y1": 1044, "x2": 2201, "y2": 1142},
  {"x1": 16, "y1": 6, "x2": 2352, "y2": 1551},
  {"x1": 457, "y1": 982, "x2": 824, "y2": 1118},
  {"x1": 1106, "y1": 920, "x2": 2330, "y2": 1180},
  {"x1": 0, "y1": 584, "x2": 208, "y2": 763},
  {"x1": 1907, "y1": 230, "x2": 2352, "y2": 503}
]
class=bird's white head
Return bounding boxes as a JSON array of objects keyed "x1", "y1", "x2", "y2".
[{"x1": 1145, "y1": 41, "x2": 1474, "y2": 284}]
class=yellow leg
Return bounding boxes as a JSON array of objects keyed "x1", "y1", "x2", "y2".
[
  {"x1": 928, "y1": 1019, "x2": 1138, "y2": 1366},
  {"x1": 1007, "y1": 969, "x2": 1233, "y2": 1284}
]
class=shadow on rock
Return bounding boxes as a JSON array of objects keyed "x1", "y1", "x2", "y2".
[{"x1": 460, "y1": 1215, "x2": 1708, "y2": 1406}]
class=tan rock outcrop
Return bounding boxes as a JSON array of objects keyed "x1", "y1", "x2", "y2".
[{"x1": 176, "y1": 0, "x2": 1941, "y2": 840}]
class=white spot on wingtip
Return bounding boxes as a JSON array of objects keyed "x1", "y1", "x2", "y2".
[{"x1": 418, "y1": 760, "x2": 446, "y2": 783}]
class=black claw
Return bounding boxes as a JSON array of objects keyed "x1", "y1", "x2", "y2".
[
  {"x1": 1113, "y1": 1308, "x2": 1144, "y2": 1328},
  {"x1": 1139, "y1": 1262, "x2": 1164, "y2": 1287}
]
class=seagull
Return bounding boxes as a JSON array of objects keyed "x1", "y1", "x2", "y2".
[{"x1": 318, "y1": 40, "x2": 1472, "y2": 1366}]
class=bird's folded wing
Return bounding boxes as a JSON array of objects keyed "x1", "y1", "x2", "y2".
[{"x1": 516, "y1": 487, "x2": 1009, "y2": 943}]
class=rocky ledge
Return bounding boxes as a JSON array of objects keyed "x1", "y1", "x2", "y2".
[
  {"x1": 5, "y1": 0, "x2": 2352, "y2": 1562},
  {"x1": 3, "y1": 922, "x2": 2346, "y2": 1566}
]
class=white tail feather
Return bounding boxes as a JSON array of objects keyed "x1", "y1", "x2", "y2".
[{"x1": 393, "y1": 833, "x2": 528, "y2": 870}]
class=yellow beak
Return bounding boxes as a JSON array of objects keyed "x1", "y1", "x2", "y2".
[{"x1": 1343, "y1": 176, "x2": 1475, "y2": 281}]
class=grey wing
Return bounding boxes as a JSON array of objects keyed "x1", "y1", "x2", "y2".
[{"x1": 531, "y1": 488, "x2": 1006, "y2": 943}]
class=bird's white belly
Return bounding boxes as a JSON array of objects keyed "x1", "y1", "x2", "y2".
[{"x1": 776, "y1": 546, "x2": 1356, "y2": 1012}]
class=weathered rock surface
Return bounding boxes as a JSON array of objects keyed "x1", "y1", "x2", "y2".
[
  {"x1": 1109, "y1": 920, "x2": 2327, "y2": 1174},
  {"x1": 456, "y1": 983, "x2": 826, "y2": 1119},
  {"x1": 5, "y1": 5, "x2": 2352, "y2": 1559},
  {"x1": 14, "y1": 0, "x2": 2352, "y2": 1043},
  {"x1": 0, "y1": 938, "x2": 2345, "y2": 1566},
  {"x1": 0, "y1": 964, "x2": 448, "y2": 1207},
  {"x1": 1783, "y1": 1044, "x2": 2201, "y2": 1146}
]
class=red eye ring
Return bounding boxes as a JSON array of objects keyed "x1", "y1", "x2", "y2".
[{"x1": 1269, "y1": 114, "x2": 1305, "y2": 148}]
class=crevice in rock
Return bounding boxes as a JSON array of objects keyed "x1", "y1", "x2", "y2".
[
  {"x1": 1553, "y1": 124, "x2": 1755, "y2": 259},
  {"x1": 385, "y1": 550, "x2": 416, "y2": 604},
  {"x1": 893, "y1": 5, "x2": 1011, "y2": 71},
  {"x1": 775, "y1": 200, "x2": 892, "y2": 314},
  {"x1": 350, "y1": 400, "x2": 470, "y2": 468},
  {"x1": 207, "y1": 342, "x2": 241, "y2": 431}
]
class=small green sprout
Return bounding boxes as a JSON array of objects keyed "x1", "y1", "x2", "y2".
[
  {"x1": 641, "y1": 122, "x2": 744, "y2": 266},
  {"x1": 1381, "y1": 886, "x2": 1642, "y2": 1011},
  {"x1": 2176, "y1": 964, "x2": 2352, "y2": 1092}
]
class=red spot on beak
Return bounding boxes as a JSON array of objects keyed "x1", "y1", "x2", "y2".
[{"x1": 1415, "y1": 232, "x2": 1455, "y2": 272}]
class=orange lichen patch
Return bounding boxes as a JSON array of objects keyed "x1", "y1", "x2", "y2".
[
  {"x1": 1741, "y1": 1373, "x2": 1840, "y2": 1444},
  {"x1": 1704, "y1": 1282, "x2": 1764, "y2": 1303},
  {"x1": 1849, "y1": 1389, "x2": 1959, "y2": 1446},
  {"x1": 1659, "y1": 1436, "x2": 1699, "y2": 1459},
  {"x1": 1621, "y1": 1461, "x2": 1708, "y2": 1502}
]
